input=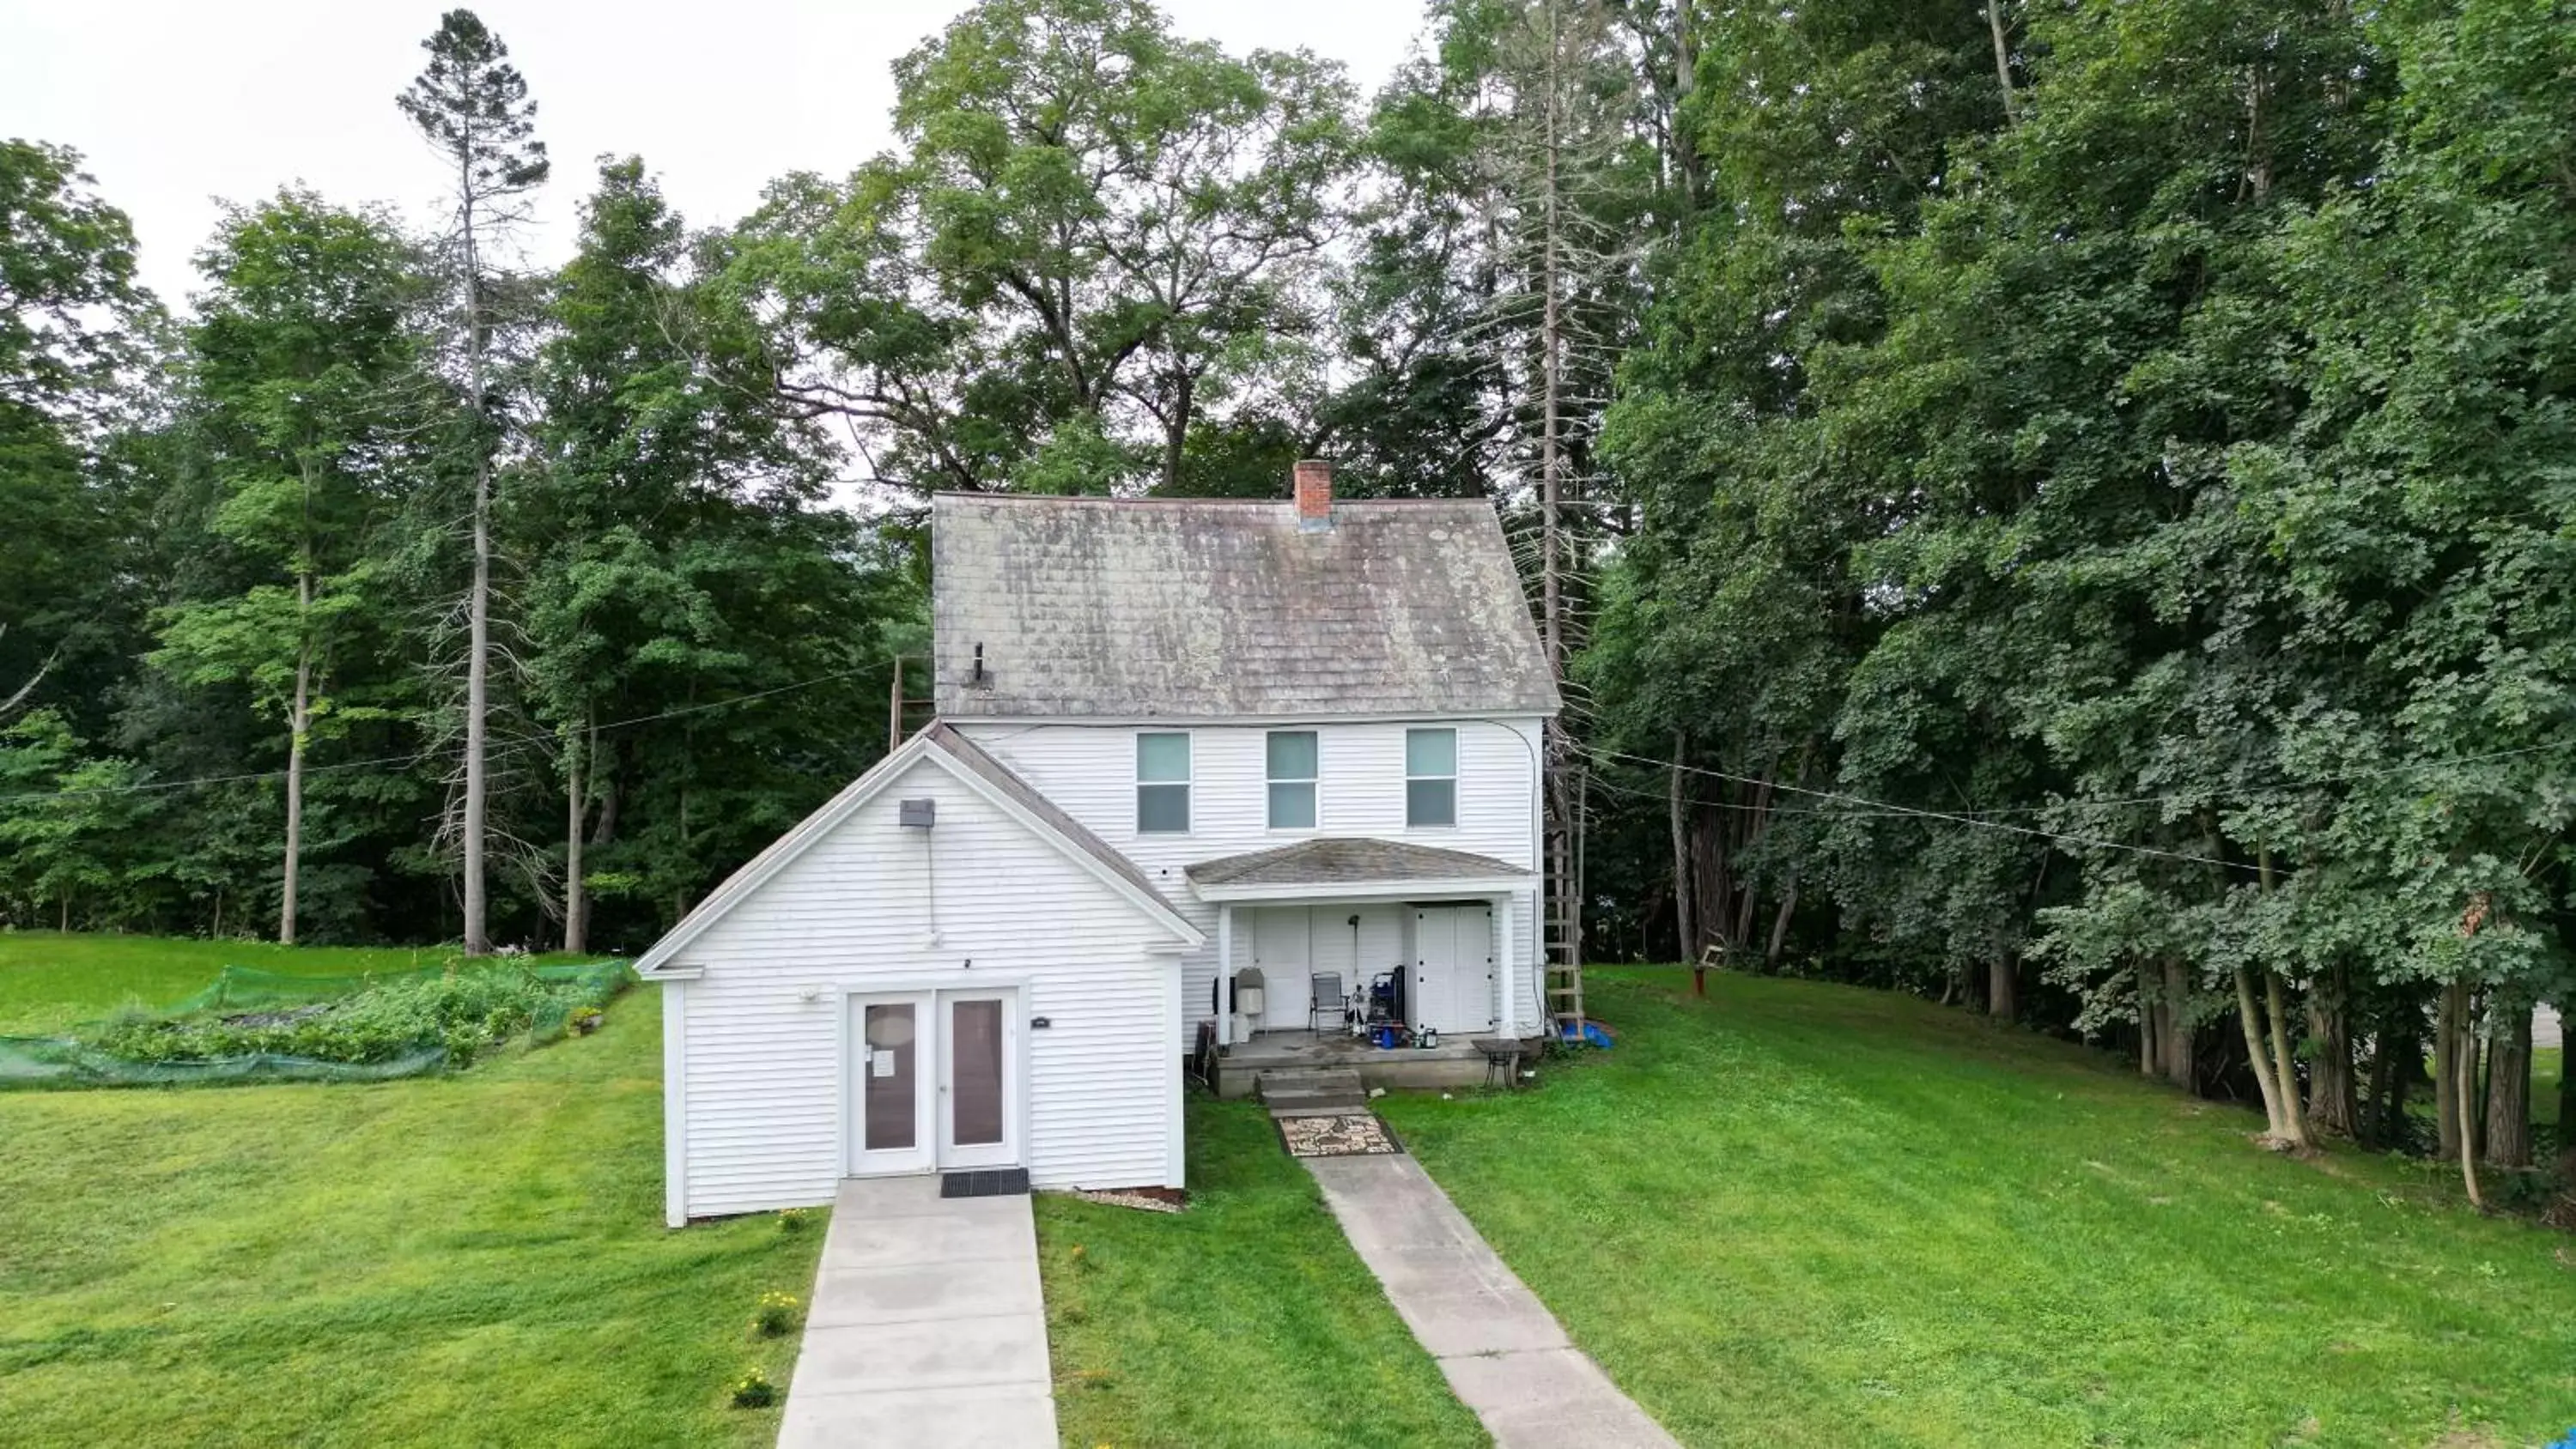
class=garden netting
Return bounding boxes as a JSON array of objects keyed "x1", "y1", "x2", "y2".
[{"x1": 0, "y1": 959, "x2": 631, "y2": 1091}]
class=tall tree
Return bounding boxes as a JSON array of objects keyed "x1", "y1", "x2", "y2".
[
  {"x1": 398, "y1": 9, "x2": 549, "y2": 955},
  {"x1": 151, "y1": 191, "x2": 427, "y2": 943}
]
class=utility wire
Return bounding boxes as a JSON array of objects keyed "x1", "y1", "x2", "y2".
[{"x1": 0, "y1": 665, "x2": 883, "y2": 804}]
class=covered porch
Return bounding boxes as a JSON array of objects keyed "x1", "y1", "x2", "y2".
[{"x1": 1185, "y1": 838, "x2": 1541, "y2": 1098}]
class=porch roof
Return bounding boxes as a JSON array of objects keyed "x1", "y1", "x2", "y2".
[{"x1": 1183, "y1": 837, "x2": 1530, "y2": 902}]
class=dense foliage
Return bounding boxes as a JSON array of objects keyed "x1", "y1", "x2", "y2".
[
  {"x1": 3, "y1": 0, "x2": 2571, "y2": 1179},
  {"x1": 80, "y1": 963, "x2": 623, "y2": 1065}
]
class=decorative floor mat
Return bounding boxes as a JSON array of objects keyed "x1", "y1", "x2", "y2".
[{"x1": 1279, "y1": 1113, "x2": 1401, "y2": 1157}]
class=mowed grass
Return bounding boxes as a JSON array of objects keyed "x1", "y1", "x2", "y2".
[
  {"x1": 0, "y1": 930, "x2": 517, "y2": 1034},
  {"x1": 2541, "y1": 1047, "x2": 2563, "y2": 1131},
  {"x1": 0, "y1": 944, "x2": 821, "y2": 1447},
  {"x1": 1379, "y1": 969, "x2": 2576, "y2": 1449},
  {"x1": 1036, "y1": 1100, "x2": 1485, "y2": 1449}
]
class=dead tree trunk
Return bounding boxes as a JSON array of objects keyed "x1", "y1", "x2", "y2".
[{"x1": 563, "y1": 712, "x2": 592, "y2": 955}]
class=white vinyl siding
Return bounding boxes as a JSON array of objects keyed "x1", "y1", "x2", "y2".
[
  {"x1": 659, "y1": 751, "x2": 1182, "y2": 1221},
  {"x1": 1267, "y1": 730, "x2": 1318, "y2": 831},
  {"x1": 956, "y1": 718, "x2": 1546, "y2": 1045}
]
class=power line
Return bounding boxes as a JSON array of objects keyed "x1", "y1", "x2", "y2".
[{"x1": 0, "y1": 665, "x2": 884, "y2": 805}]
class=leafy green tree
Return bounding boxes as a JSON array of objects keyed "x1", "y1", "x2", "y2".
[
  {"x1": 0, "y1": 139, "x2": 155, "y2": 732},
  {"x1": 150, "y1": 191, "x2": 428, "y2": 943},
  {"x1": 727, "y1": 0, "x2": 1356, "y2": 500}
]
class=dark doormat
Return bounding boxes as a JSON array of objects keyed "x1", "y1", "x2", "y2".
[{"x1": 940, "y1": 1167, "x2": 1032, "y2": 1198}]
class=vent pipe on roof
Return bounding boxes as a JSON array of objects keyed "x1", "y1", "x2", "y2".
[{"x1": 1294, "y1": 458, "x2": 1334, "y2": 532}]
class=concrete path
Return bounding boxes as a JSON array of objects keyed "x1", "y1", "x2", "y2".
[
  {"x1": 1304, "y1": 1153, "x2": 1680, "y2": 1449},
  {"x1": 777, "y1": 1178, "x2": 1058, "y2": 1449},
  {"x1": 2538, "y1": 1003, "x2": 2562, "y2": 1050}
]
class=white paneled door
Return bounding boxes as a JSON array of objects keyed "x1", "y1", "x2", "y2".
[
  {"x1": 848, "y1": 988, "x2": 1021, "y2": 1176},
  {"x1": 1411, "y1": 905, "x2": 1498, "y2": 1035}
]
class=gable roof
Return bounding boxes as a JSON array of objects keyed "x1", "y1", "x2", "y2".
[
  {"x1": 1183, "y1": 837, "x2": 1532, "y2": 902},
  {"x1": 931, "y1": 494, "x2": 1562, "y2": 719},
  {"x1": 635, "y1": 723, "x2": 1200, "y2": 977}
]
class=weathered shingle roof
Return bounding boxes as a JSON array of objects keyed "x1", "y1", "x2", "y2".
[
  {"x1": 932, "y1": 495, "x2": 1561, "y2": 718},
  {"x1": 1184, "y1": 838, "x2": 1531, "y2": 889}
]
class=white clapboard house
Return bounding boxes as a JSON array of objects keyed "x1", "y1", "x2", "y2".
[{"x1": 635, "y1": 462, "x2": 1560, "y2": 1223}]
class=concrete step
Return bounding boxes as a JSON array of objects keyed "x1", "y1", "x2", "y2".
[
  {"x1": 1263, "y1": 1088, "x2": 1370, "y2": 1116},
  {"x1": 1255, "y1": 1067, "x2": 1363, "y2": 1102}
]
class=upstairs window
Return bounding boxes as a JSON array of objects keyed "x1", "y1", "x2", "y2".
[
  {"x1": 1406, "y1": 727, "x2": 1457, "y2": 828},
  {"x1": 1267, "y1": 731, "x2": 1319, "y2": 830},
  {"x1": 1136, "y1": 731, "x2": 1192, "y2": 834}
]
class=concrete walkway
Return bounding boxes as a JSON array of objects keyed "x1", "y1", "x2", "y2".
[
  {"x1": 777, "y1": 1178, "x2": 1058, "y2": 1448},
  {"x1": 1304, "y1": 1153, "x2": 1680, "y2": 1449}
]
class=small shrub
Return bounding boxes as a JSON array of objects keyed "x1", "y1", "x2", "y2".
[
  {"x1": 74, "y1": 964, "x2": 629, "y2": 1069},
  {"x1": 776, "y1": 1207, "x2": 812, "y2": 1235},
  {"x1": 751, "y1": 1291, "x2": 801, "y2": 1338},
  {"x1": 727, "y1": 1366, "x2": 776, "y2": 1410}
]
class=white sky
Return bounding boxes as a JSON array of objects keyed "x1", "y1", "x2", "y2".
[{"x1": 1, "y1": 0, "x2": 1431, "y2": 308}]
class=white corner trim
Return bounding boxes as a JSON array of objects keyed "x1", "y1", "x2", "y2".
[{"x1": 661, "y1": 979, "x2": 689, "y2": 1228}]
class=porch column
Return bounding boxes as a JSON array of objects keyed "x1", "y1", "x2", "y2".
[{"x1": 1215, "y1": 902, "x2": 1234, "y2": 1046}]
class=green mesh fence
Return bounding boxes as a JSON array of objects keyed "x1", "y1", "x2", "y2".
[{"x1": 0, "y1": 960, "x2": 630, "y2": 1092}]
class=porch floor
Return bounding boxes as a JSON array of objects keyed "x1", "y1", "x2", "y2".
[{"x1": 1215, "y1": 1029, "x2": 1537, "y2": 1099}]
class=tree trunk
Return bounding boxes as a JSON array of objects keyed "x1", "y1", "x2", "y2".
[
  {"x1": 1989, "y1": 949, "x2": 2017, "y2": 1023},
  {"x1": 1670, "y1": 730, "x2": 1694, "y2": 973},
  {"x1": 2233, "y1": 963, "x2": 2292, "y2": 1142},
  {"x1": 1984, "y1": 1, "x2": 2016, "y2": 117},
  {"x1": 1765, "y1": 872, "x2": 1796, "y2": 971},
  {"x1": 2136, "y1": 963, "x2": 2158, "y2": 1077},
  {"x1": 2160, "y1": 958, "x2": 2193, "y2": 1089},
  {"x1": 2306, "y1": 966, "x2": 2356, "y2": 1137},
  {"x1": 2482, "y1": 1000, "x2": 2531, "y2": 1169},
  {"x1": 563, "y1": 713, "x2": 590, "y2": 956},
  {"x1": 2447, "y1": 980, "x2": 2486, "y2": 1208},
  {"x1": 459, "y1": 183, "x2": 493, "y2": 958},
  {"x1": 280, "y1": 572, "x2": 311, "y2": 947},
  {"x1": 2263, "y1": 968, "x2": 2310, "y2": 1147},
  {"x1": 2435, "y1": 983, "x2": 2463, "y2": 1163}
]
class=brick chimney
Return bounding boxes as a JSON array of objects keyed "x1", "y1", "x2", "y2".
[{"x1": 1293, "y1": 458, "x2": 1334, "y2": 531}]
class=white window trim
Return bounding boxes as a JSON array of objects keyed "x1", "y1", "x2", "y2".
[
  {"x1": 1266, "y1": 728, "x2": 1321, "y2": 834},
  {"x1": 1136, "y1": 729, "x2": 1194, "y2": 835},
  {"x1": 1406, "y1": 725, "x2": 1460, "y2": 830}
]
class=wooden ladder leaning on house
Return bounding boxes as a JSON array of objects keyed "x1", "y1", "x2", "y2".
[{"x1": 1543, "y1": 762, "x2": 1587, "y2": 1041}]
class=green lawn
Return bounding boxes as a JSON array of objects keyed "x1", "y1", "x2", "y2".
[
  {"x1": 0, "y1": 960, "x2": 820, "y2": 1446},
  {"x1": 0, "y1": 930, "x2": 502, "y2": 1034},
  {"x1": 1036, "y1": 1100, "x2": 1485, "y2": 1449},
  {"x1": 1380, "y1": 969, "x2": 2576, "y2": 1449}
]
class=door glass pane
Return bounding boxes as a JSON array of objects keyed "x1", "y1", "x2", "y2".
[
  {"x1": 1137, "y1": 731, "x2": 1192, "y2": 781},
  {"x1": 1269, "y1": 780, "x2": 1316, "y2": 829},
  {"x1": 951, "y1": 999, "x2": 1004, "y2": 1147},
  {"x1": 1405, "y1": 727, "x2": 1455, "y2": 777},
  {"x1": 863, "y1": 1003, "x2": 916, "y2": 1151}
]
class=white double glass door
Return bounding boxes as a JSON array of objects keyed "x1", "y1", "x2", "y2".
[{"x1": 848, "y1": 988, "x2": 1018, "y2": 1176}]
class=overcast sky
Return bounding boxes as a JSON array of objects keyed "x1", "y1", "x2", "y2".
[{"x1": 2, "y1": 0, "x2": 1431, "y2": 308}]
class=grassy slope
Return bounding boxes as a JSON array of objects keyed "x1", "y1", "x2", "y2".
[
  {"x1": 0, "y1": 976, "x2": 819, "y2": 1446},
  {"x1": 2541, "y1": 1047, "x2": 2563, "y2": 1131},
  {"x1": 1038, "y1": 1100, "x2": 1485, "y2": 1449},
  {"x1": 1381, "y1": 969, "x2": 2576, "y2": 1449},
  {"x1": 0, "y1": 931, "x2": 505, "y2": 1034}
]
